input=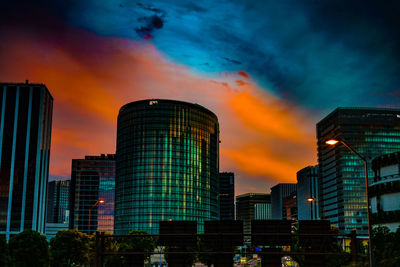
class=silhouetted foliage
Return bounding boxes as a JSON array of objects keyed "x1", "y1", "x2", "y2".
[
  {"x1": 8, "y1": 230, "x2": 49, "y2": 267},
  {"x1": 119, "y1": 230, "x2": 157, "y2": 265},
  {"x1": 49, "y1": 229, "x2": 90, "y2": 266},
  {"x1": 372, "y1": 225, "x2": 400, "y2": 265},
  {"x1": 0, "y1": 235, "x2": 10, "y2": 266}
]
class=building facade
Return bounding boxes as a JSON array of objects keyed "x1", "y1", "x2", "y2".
[
  {"x1": 271, "y1": 183, "x2": 296, "y2": 219},
  {"x1": 282, "y1": 192, "x2": 297, "y2": 220},
  {"x1": 0, "y1": 82, "x2": 53, "y2": 240},
  {"x1": 317, "y1": 107, "x2": 400, "y2": 235},
  {"x1": 297, "y1": 166, "x2": 319, "y2": 220},
  {"x1": 115, "y1": 100, "x2": 219, "y2": 234},
  {"x1": 370, "y1": 151, "x2": 400, "y2": 232},
  {"x1": 69, "y1": 154, "x2": 115, "y2": 234},
  {"x1": 47, "y1": 180, "x2": 70, "y2": 224},
  {"x1": 254, "y1": 203, "x2": 271, "y2": 220},
  {"x1": 219, "y1": 172, "x2": 234, "y2": 220},
  {"x1": 236, "y1": 193, "x2": 270, "y2": 235}
]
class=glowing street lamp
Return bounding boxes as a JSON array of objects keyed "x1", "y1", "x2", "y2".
[
  {"x1": 88, "y1": 200, "x2": 105, "y2": 234},
  {"x1": 325, "y1": 138, "x2": 373, "y2": 267}
]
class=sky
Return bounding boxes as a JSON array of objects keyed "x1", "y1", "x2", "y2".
[{"x1": 1, "y1": 0, "x2": 399, "y2": 195}]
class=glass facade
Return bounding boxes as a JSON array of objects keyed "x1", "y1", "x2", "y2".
[
  {"x1": 297, "y1": 166, "x2": 319, "y2": 220},
  {"x1": 0, "y1": 82, "x2": 53, "y2": 240},
  {"x1": 70, "y1": 154, "x2": 115, "y2": 234},
  {"x1": 317, "y1": 108, "x2": 400, "y2": 235},
  {"x1": 115, "y1": 99, "x2": 219, "y2": 234},
  {"x1": 235, "y1": 193, "x2": 270, "y2": 235},
  {"x1": 219, "y1": 172, "x2": 235, "y2": 220},
  {"x1": 47, "y1": 180, "x2": 70, "y2": 224},
  {"x1": 270, "y1": 183, "x2": 296, "y2": 219}
]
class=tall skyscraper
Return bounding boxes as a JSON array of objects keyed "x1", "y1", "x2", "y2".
[
  {"x1": 0, "y1": 82, "x2": 53, "y2": 240},
  {"x1": 115, "y1": 99, "x2": 219, "y2": 234},
  {"x1": 317, "y1": 107, "x2": 400, "y2": 235},
  {"x1": 47, "y1": 180, "x2": 70, "y2": 224},
  {"x1": 235, "y1": 193, "x2": 270, "y2": 235},
  {"x1": 69, "y1": 154, "x2": 115, "y2": 234},
  {"x1": 219, "y1": 172, "x2": 234, "y2": 220},
  {"x1": 271, "y1": 183, "x2": 296, "y2": 219},
  {"x1": 297, "y1": 166, "x2": 319, "y2": 220}
]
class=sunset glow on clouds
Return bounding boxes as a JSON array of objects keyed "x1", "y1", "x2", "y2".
[{"x1": 0, "y1": 26, "x2": 317, "y2": 194}]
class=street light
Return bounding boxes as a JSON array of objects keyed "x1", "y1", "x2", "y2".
[
  {"x1": 88, "y1": 200, "x2": 105, "y2": 234},
  {"x1": 325, "y1": 138, "x2": 373, "y2": 267}
]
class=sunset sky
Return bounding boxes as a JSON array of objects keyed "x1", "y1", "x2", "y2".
[{"x1": 1, "y1": 0, "x2": 399, "y2": 195}]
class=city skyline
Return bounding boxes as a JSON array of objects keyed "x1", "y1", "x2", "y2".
[{"x1": 1, "y1": 1, "x2": 400, "y2": 195}]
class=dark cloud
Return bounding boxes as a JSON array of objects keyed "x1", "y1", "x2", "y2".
[
  {"x1": 136, "y1": 2, "x2": 166, "y2": 16},
  {"x1": 222, "y1": 57, "x2": 242, "y2": 65},
  {"x1": 135, "y1": 15, "x2": 164, "y2": 39},
  {"x1": 134, "y1": 3, "x2": 166, "y2": 39}
]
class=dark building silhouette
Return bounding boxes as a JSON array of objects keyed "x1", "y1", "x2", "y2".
[
  {"x1": 297, "y1": 166, "x2": 319, "y2": 220},
  {"x1": 317, "y1": 107, "x2": 400, "y2": 235},
  {"x1": 271, "y1": 183, "x2": 296, "y2": 219},
  {"x1": 219, "y1": 172, "x2": 234, "y2": 220},
  {"x1": 47, "y1": 180, "x2": 70, "y2": 223},
  {"x1": 0, "y1": 82, "x2": 53, "y2": 240},
  {"x1": 69, "y1": 154, "x2": 115, "y2": 234},
  {"x1": 235, "y1": 193, "x2": 270, "y2": 235},
  {"x1": 115, "y1": 99, "x2": 219, "y2": 234}
]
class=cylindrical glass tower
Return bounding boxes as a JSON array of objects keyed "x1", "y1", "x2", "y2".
[{"x1": 115, "y1": 99, "x2": 219, "y2": 234}]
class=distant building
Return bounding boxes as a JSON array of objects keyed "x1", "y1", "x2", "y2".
[
  {"x1": 115, "y1": 100, "x2": 219, "y2": 234},
  {"x1": 282, "y1": 192, "x2": 297, "y2": 220},
  {"x1": 47, "y1": 180, "x2": 70, "y2": 224},
  {"x1": 297, "y1": 166, "x2": 319, "y2": 220},
  {"x1": 70, "y1": 154, "x2": 115, "y2": 234},
  {"x1": 370, "y1": 151, "x2": 400, "y2": 232},
  {"x1": 0, "y1": 82, "x2": 53, "y2": 240},
  {"x1": 45, "y1": 222, "x2": 68, "y2": 240},
  {"x1": 219, "y1": 172, "x2": 234, "y2": 220},
  {"x1": 254, "y1": 203, "x2": 271, "y2": 220},
  {"x1": 317, "y1": 108, "x2": 400, "y2": 235},
  {"x1": 271, "y1": 183, "x2": 296, "y2": 219},
  {"x1": 236, "y1": 193, "x2": 270, "y2": 235}
]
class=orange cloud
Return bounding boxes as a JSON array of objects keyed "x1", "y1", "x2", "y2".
[{"x1": 0, "y1": 27, "x2": 317, "y2": 194}]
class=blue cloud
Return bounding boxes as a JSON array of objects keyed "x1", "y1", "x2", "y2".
[{"x1": 5, "y1": 0, "x2": 399, "y2": 112}]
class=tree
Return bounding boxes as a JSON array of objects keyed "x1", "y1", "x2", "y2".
[
  {"x1": 8, "y1": 230, "x2": 49, "y2": 267},
  {"x1": 0, "y1": 235, "x2": 10, "y2": 266},
  {"x1": 372, "y1": 225, "x2": 400, "y2": 266},
  {"x1": 49, "y1": 229, "x2": 90, "y2": 266},
  {"x1": 119, "y1": 230, "x2": 157, "y2": 266}
]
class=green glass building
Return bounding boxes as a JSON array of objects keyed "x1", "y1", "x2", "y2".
[
  {"x1": 317, "y1": 107, "x2": 400, "y2": 235},
  {"x1": 115, "y1": 99, "x2": 219, "y2": 234}
]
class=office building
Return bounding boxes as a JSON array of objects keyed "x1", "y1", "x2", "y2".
[
  {"x1": 297, "y1": 166, "x2": 319, "y2": 220},
  {"x1": 0, "y1": 82, "x2": 53, "y2": 240},
  {"x1": 254, "y1": 203, "x2": 271, "y2": 220},
  {"x1": 219, "y1": 172, "x2": 234, "y2": 220},
  {"x1": 47, "y1": 180, "x2": 70, "y2": 224},
  {"x1": 317, "y1": 107, "x2": 400, "y2": 235},
  {"x1": 271, "y1": 183, "x2": 296, "y2": 219},
  {"x1": 69, "y1": 154, "x2": 115, "y2": 234},
  {"x1": 236, "y1": 193, "x2": 270, "y2": 235},
  {"x1": 282, "y1": 192, "x2": 297, "y2": 220},
  {"x1": 115, "y1": 100, "x2": 219, "y2": 234},
  {"x1": 370, "y1": 151, "x2": 400, "y2": 232}
]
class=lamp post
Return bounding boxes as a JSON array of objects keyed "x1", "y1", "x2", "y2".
[
  {"x1": 325, "y1": 139, "x2": 373, "y2": 267},
  {"x1": 88, "y1": 200, "x2": 104, "y2": 234}
]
